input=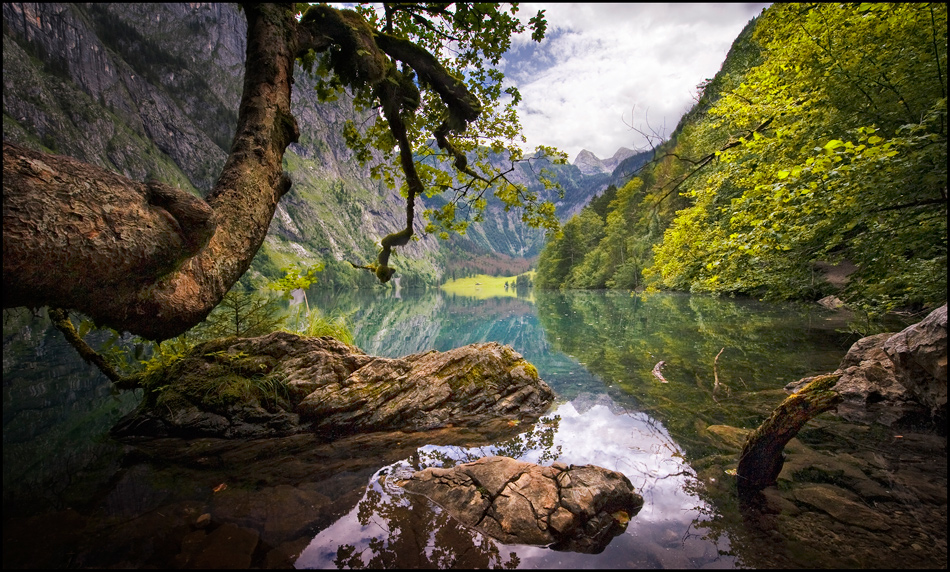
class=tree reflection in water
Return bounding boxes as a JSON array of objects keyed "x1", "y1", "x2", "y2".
[
  {"x1": 299, "y1": 463, "x2": 521, "y2": 569},
  {"x1": 296, "y1": 403, "x2": 737, "y2": 569},
  {"x1": 299, "y1": 417, "x2": 563, "y2": 568}
]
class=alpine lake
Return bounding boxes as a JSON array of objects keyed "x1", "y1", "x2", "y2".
[{"x1": 3, "y1": 286, "x2": 946, "y2": 569}]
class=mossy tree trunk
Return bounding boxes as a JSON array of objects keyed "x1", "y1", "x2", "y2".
[
  {"x1": 737, "y1": 374, "x2": 842, "y2": 490},
  {"x1": 3, "y1": 3, "x2": 507, "y2": 341},
  {"x1": 2, "y1": 3, "x2": 299, "y2": 340}
]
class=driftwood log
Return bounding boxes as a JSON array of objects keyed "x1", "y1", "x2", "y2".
[{"x1": 736, "y1": 374, "x2": 842, "y2": 490}]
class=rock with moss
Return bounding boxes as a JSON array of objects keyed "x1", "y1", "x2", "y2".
[
  {"x1": 398, "y1": 456, "x2": 643, "y2": 554},
  {"x1": 112, "y1": 332, "x2": 554, "y2": 439}
]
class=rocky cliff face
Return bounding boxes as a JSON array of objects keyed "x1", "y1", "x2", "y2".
[
  {"x1": 572, "y1": 147, "x2": 640, "y2": 176},
  {"x1": 3, "y1": 3, "x2": 617, "y2": 280},
  {"x1": 3, "y1": 2, "x2": 444, "y2": 284},
  {"x1": 3, "y1": 3, "x2": 241, "y2": 192}
]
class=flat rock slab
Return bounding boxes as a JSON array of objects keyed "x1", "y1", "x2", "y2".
[
  {"x1": 113, "y1": 332, "x2": 555, "y2": 439},
  {"x1": 399, "y1": 456, "x2": 643, "y2": 554},
  {"x1": 792, "y1": 484, "x2": 891, "y2": 531}
]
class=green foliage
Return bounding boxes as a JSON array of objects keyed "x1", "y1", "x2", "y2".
[
  {"x1": 540, "y1": 3, "x2": 947, "y2": 316},
  {"x1": 197, "y1": 288, "x2": 287, "y2": 339},
  {"x1": 121, "y1": 287, "x2": 288, "y2": 385},
  {"x1": 199, "y1": 349, "x2": 291, "y2": 410},
  {"x1": 537, "y1": 178, "x2": 654, "y2": 290},
  {"x1": 514, "y1": 272, "x2": 533, "y2": 292},
  {"x1": 268, "y1": 263, "x2": 356, "y2": 344},
  {"x1": 280, "y1": 306, "x2": 355, "y2": 346},
  {"x1": 299, "y1": 3, "x2": 562, "y2": 244},
  {"x1": 270, "y1": 263, "x2": 324, "y2": 298},
  {"x1": 652, "y1": 3, "x2": 947, "y2": 313},
  {"x1": 90, "y1": 280, "x2": 353, "y2": 387}
]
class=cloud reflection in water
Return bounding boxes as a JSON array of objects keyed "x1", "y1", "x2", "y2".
[{"x1": 296, "y1": 395, "x2": 735, "y2": 569}]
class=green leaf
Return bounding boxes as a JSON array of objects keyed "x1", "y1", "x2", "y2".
[
  {"x1": 824, "y1": 139, "x2": 844, "y2": 150},
  {"x1": 77, "y1": 319, "x2": 93, "y2": 339}
]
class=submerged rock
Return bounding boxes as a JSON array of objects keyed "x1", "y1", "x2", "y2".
[
  {"x1": 399, "y1": 456, "x2": 643, "y2": 554},
  {"x1": 792, "y1": 484, "x2": 891, "y2": 531},
  {"x1": 112, "y1": 332, "x2": 555, "y2": 439}
]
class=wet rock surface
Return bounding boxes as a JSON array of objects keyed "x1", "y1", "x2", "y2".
[
  {"x1": 705, "y1": 305, "x2": 948, "y2": 567},
  {"x1": 785, "y1": 303, "x2": 947, "y2": 428},
  {"x1": 400, "y1": 456, "x2": 643, "y2": 553},
  {"x1": 112, "y1": 332, "x2": 555, "y2": 439},
  {"x1": 694, "y1": 422, "x2": 947, "y2": 569},
  {"x1": 883, "y1": 303, "x2": 947, "y2": 420}
]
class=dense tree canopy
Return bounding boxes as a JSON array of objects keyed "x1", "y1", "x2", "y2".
[
  {"x1": 540, "y1": 3, "x2": 947, "y2": 315},
  {"x1": 3, "y1": 2, "x2": 555, "y2": 339}
]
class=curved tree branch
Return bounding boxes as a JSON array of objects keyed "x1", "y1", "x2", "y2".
[
  {"x1": 3, "y1": 3, "x2": 299, "y2": 340},
  {"x1": 736, "y1": 374, "x2": 842, "y2": 490},
  {"x1": 48, "y1": 307, "x2": 126, "y2": 385},
  {"x1": 298, "y1": 5, "x2": 486, "y2": 283}
]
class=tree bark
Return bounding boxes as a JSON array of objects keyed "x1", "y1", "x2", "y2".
[
  {"x1": 2, "y1": 3, "x2": 299, "y2": 340},
  {"x1": 736, "y1": 374, "x2": 842, "y2": 490}
]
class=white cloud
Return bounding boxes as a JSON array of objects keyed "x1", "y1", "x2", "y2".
[{"x1": 502, "y1": 3, "x2": 770, "y2": 162}]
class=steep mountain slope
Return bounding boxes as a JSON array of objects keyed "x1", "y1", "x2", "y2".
[
  {"x1": 3, "y1": 3, "x2": 622, "y2": 284},
  {"x1": 423, "y1": 148, "x2": 617, "y2": 258}
]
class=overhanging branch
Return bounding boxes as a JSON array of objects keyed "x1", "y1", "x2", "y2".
[
  {"x1": 3, "y1": 4, "x2": 299, "y2": 340},
  {"x1": 298, "y1": 5, "x2": 488, "y2": 283}
]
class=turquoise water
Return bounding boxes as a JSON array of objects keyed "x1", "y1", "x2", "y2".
[{"x1": 3, "y1": 290, "x2": 945, "y2": 568}]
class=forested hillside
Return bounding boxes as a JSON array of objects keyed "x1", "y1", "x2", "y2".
[{"x1": 538, "y1": 3, "x2": 947, "y2": 316}]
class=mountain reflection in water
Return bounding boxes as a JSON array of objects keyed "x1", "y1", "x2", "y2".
[{"x1": 3, "y1": 288, "x2": 945, "y2": 569}]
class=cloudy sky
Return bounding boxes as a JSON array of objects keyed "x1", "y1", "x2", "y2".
[{"x1": 500, "y1": 3, "x2": 769, "y2": 163}]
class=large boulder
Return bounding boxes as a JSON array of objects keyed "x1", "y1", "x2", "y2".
[
  {"x1": 399, "y1": 456, "x2": 643, "y2": 554},
  {"x1": 883, "y1": 304, "x2": 947, "y2": 420},
  {"x1": 297, "y1": 342, "x2": 552, "y2": 434},
  {"x1": 112, "y1": 332, "x2": 555, "y2": 439},
  {"x1": 826, "y1": 332, "x2": 922, "y2": 426},
  {"x1": 784, "y1": 304, "x2": 947, "y2": 427}
]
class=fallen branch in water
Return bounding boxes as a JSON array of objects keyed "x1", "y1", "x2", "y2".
[
  {"x1": 652, "y1": 361, "x2": 668, "y2": 383},
  {"x1": 713, "y1": 347, "x2": 725, "y2": 389},
  {"x1": 736, "y1": 374, "x2": 842, "y2": 491}
]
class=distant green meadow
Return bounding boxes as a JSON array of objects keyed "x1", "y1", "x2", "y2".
[{"x1": 440, "y1": 272, "x2": 535, "y2": 301}]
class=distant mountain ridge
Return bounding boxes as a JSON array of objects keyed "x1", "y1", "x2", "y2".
[{"x1": 572, "y1": 147, "x2": 639, "y2": 176}]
